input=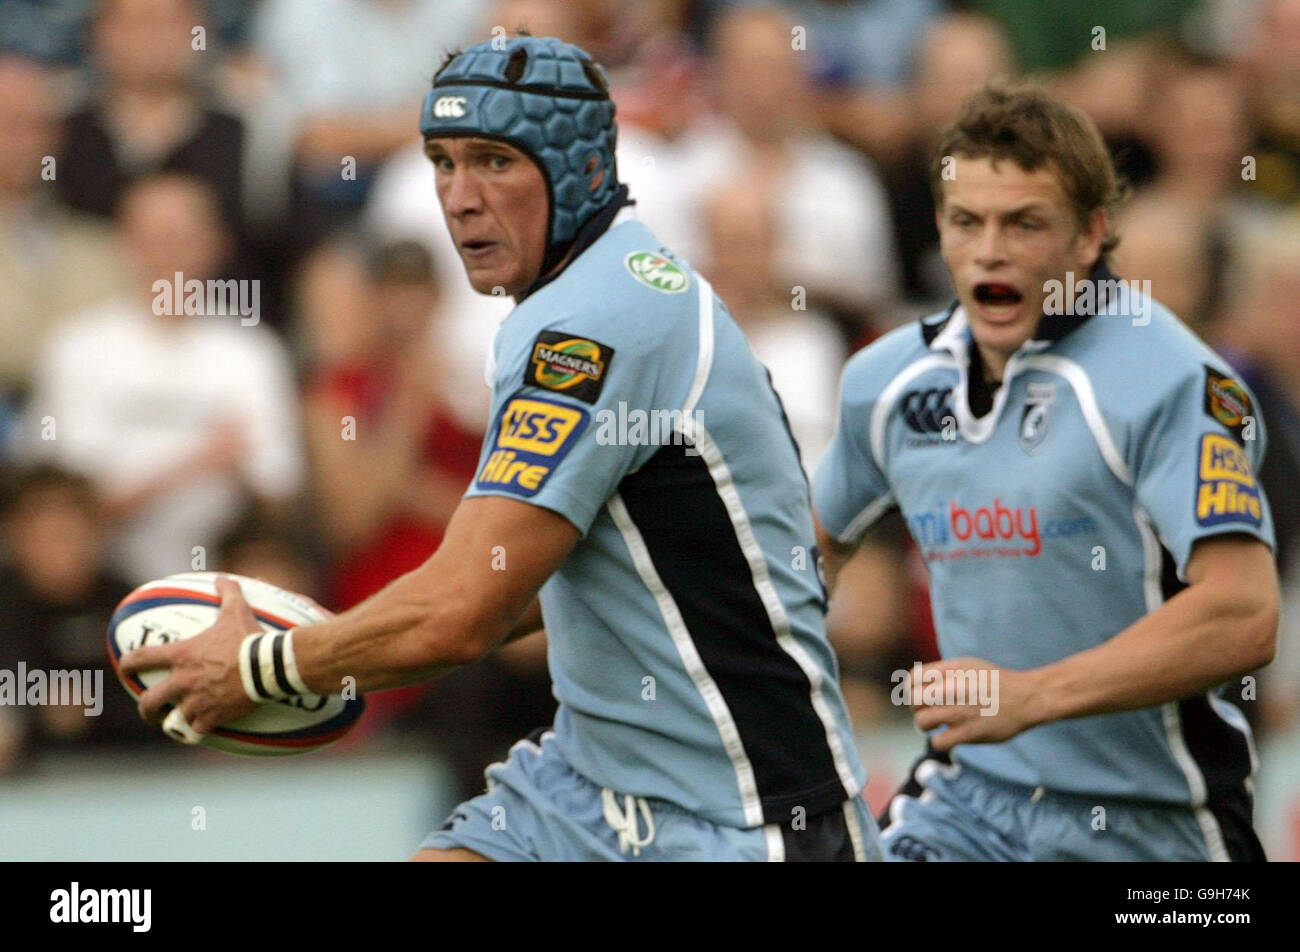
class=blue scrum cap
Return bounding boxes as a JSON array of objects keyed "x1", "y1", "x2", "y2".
[{"x1": 419, "y1": 35, "x2": 619, "y2": 252}]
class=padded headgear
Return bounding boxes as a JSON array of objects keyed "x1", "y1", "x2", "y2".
[{"x1": 419, "y1": 35, "x2": 619, "y2": 254}]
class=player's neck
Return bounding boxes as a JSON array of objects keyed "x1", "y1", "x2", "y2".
[{"x1": 976, "y1": 343, "x2": 1011, "y2": 386}]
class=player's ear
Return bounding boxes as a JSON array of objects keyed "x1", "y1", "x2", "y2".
[{"x1": 1078, "y1": 207, "x2": 1107, "y2": 270}]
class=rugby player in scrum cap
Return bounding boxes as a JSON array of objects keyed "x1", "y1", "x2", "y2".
[{"x1": 122, "y1": 34, "x2": 879, "y2": 863}]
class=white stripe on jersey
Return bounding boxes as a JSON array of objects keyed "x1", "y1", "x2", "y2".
[
  {"x1": 1130, "y1": 503, "x2": 1211, "y2": 811},
  {"x1": 1019, "y1": 354, "x2": 1130, "y2": 484},
  {"x1": 681, "y1": 274, "x2": 716, "y2": 421},
  {"x1": 690, "y1": 421, "x2": 865, "y2": 805},
  {"x1": 842, "y1": 797, "x2": 869, "y2": 862},
  {"x1": 840, "y1": 491, "x2": 896, "y2": 546},
  {"x1": 764, "y1": 824, "x2": 785, "y2": 862},
  {"x1": 606, "y1": 492, "x2": 765, "y2": 827}
]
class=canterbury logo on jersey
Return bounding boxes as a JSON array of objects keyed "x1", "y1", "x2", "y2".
[
  {"x1": 476, "y1": 395, "x2": 589, "y2": 497},
  {"x1": 900, "y1": 387, "x2": 955, "y2": 435},
  {"x1": 889, "y1": 835, "x2": 941, "y2": 862},
  {"x1": 1196, "y1": 433, "x2": 1262, "y2": 527},
  {"x1": 432, "y1": 96, "x2": 467, "y2": 118}
]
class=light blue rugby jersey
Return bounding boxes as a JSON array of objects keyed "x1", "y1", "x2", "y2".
[
  {"x1": 466, "y1": 212, "x2": 865, "y2": 828},
  {"x1": 814, "y1": 265, "x2": 1275, "y2": 805}
]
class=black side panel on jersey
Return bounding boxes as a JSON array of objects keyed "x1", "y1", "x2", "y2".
[
  {"x1": 1160, "y1": 546, "x2": 1254, "y2": 796},
  {"x1": 1205, "y1": 784, "x2": 1267, "y2": 861},
  {"x1": 618, "y1": 441, "x2": 846, "y2": 823},
  {"x1": 780, "y1": 806, "x2": 858, "y2": 861}
]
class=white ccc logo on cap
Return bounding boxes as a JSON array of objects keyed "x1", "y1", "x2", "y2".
[{"x1": 433, "y1": 96, "x2": 467, "y2": 118}]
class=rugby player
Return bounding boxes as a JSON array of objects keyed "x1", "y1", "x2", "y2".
[
  {"x1": 814, "y1": 82, "x2": 1278, "y2": 861},
  {"x1": 120, "y1": 35, "x2": 879, "y2": 862}
]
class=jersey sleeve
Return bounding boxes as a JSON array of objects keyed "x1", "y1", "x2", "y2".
[
  {"x1": 812, "y1": 352, "x2": 894, "y2": 543},
  {"x1": 465, "y1": 323, "x2": 677, "y2": 535},
  {"x1": 1130, "y1": 363, "x2": 1275, "y2": 579}
]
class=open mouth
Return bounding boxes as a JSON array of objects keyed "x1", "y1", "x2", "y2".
[{"x1": 973, "y1": 282, "x2": 1024, "y2": 306}]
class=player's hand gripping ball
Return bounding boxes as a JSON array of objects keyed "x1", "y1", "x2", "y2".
[{"x1": 108, "y1": 572, "x2": 364, "y2": 755}]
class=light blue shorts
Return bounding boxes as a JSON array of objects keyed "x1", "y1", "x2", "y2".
[
  {"x1": 422, "y1": 729, "x2": 882, "y2": 862},
  {"x1": 879, "y1": 751, "x2": 1264, "y2": 862}
]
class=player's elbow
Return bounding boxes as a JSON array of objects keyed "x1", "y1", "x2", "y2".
[
  {"x1": 1228, "y1": 582, "x2": 1279, "y2": 673},
  {"x1": 410, "y1": 593, "x2": 497, "y2": 669},
  {"x1": 1242, "y1": 596, "x2": 1278, "y2": 671},
  {"x1": 1193, "y1": 541, "x2": 1280, "y2": 674}
]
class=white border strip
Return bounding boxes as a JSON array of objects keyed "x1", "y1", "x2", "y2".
[
  {"x1": 607, "y1": 492, "x2": 764, "y2": 826},
  {"x1": 840, "y1": 491, "x2": 896, "y2": 547},
  {"x1": 1019, "y1": 354, "x2": 1131, "y2": 485},
  {"x1": 764, "y1": 824, "x2": 785, "y2": 862},
  {"x1": 691, "y1": 421, "x2": 863, "y2": 802},
  {"x1": 681, "y1": 274, "x2": 716, "y2": 420},
  {"x1": 1137, "y1": 505, "x2": 1227, "y2": 859},
  {"x1": 843, "y1": 797, "x2": 868, "y2": 862}
]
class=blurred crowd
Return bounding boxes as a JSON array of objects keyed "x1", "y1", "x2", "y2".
[{"x1": 1, "y1": 0, "x2": 1299, "y2": 802}]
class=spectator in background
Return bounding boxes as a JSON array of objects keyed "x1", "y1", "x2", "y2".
[
  {"x1": 216, "y1": 507, "x2": 319, "y2": 603},
  {"x1": 777, "y1": 0, "x2": 942, "y2": 164},
  {"x1": 250, "y1": 0, "x2": 478, "y2": 246},
  {"x1": 1051, "y1": 36, "x2": 1165, "y2": 191},
  {"x1": 1140, "y1": 57, "x2": 1275, "y2": 226},
  {"x1": 699, "y1": 3, "x2": 898, "y2": 329},
  {"x1": 0, "y1": 55, "x2": 124, "y2": 410},
  {"x1": 702, "y1": 177, "x2": 844, "y2": 469},
  {"x1": 56, "y1": 0, "x2": 248, "y2": 247},
  {"x1": 1242, "y1": 0, "x2": 1300, "y2": 208},
  {"x1": 0, "y1": 464, "x2": 162, "y2": 776},
  {"x1": 286, "y1": 238, "x2": 373, "y2": 370},
  {"x1": 881, "y1": 12, "x2": 1015, "y2": 314},
  {"x1": 601, "y1": 2, "x2": 718, "y2": 263},
  {"x1": 597, "y1": 3, "x2": 882, "y2": 290},
  {"x1": 1112, "y1": 195, "x2": 1218, "y2": 335},
  {"x1": 1114, "y1": 57, "x2": 1284, "y2": 338},
  {"x1": 773, "y1": 0, "x2": 941, "y2": 89},
  {"x1": 301, "y1": 239, "x2": 481, "y2": 612},
  {"x1": 23, "y1": 173, "x2": 303, "y2": 584}
]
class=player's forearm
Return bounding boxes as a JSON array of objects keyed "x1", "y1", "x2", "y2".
[
  {"x1": 1027, "y1": 579, "x2": 1278, "y2": 726},
  {"x1": 290, "y1": 562, "x2": 494, "y2": 695}
]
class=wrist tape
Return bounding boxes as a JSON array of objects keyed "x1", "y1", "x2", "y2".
[{"x1": 238, "y1": 629, "x2": 311, "y2": 701}]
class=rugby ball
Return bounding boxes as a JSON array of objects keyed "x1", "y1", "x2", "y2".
[{"x1": 107, "y1": 572, "x2": 365, "y2": 756}]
